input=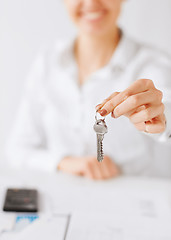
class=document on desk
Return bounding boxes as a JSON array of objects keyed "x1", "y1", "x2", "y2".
[
  {"x1": 67, "y1": 191, "x2": 171, "y2": 240},
  {"x1": 0, "y1": 214, "x2": 70, "y2": 240},
  {"x1": 67, "y1": 212, "x2": 171, "y2": 240},
  {"x1": 0, "y1": 212, "x2": 15, "y2": 233}
]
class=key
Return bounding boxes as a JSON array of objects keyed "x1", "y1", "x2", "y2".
[{"x1": 93, "y1": 113, "x2": 108, "y2": 162}]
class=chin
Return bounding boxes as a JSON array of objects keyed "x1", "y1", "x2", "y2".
[
  {"x1": 84, "y1": 30, "x2": 107, "y2": 37},
  {"x1": 81, "y1": 27, "x2": 113, "y2": 37},
  {"x1": 78, "y1": 13, "x2": 116, "y2": 36},
  {"x1": 79, "y1": 22, "x2": 112, "y2": 36}
]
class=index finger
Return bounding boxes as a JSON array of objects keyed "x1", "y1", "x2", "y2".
[
  {"x1": 98, "y1": 79, "x2": 155, "y2": 116},
  {"x1": 95, "y1": 92, "x2": 119, "y2": 112}
]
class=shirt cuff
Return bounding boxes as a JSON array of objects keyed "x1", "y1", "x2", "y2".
[{"x1": 27, "y1": 150, "x2": 70, "y2": 172}]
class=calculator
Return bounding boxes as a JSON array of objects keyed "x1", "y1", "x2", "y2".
[{"x1": 3, "y1": 188, "x2": 38, "y2": 212}]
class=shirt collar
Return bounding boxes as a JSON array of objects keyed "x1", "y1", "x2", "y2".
[
  {"x1": 108, "y1": 31, "x2": 140, "y2": 71},
  {"x1": 56, "y1": 30, "x2": 139, "y2": 74},
  {"x1": 55, "y1": 37, "x2": 77, "y2": 75}
]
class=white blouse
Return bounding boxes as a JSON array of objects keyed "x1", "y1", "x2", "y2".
[{"x1": 6, "y1": 33, "x2": 171, "y2": 177}]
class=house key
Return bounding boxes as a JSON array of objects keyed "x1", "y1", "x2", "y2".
[{"x1": 93, "y1": 111, "x2": 108, "y2": 162}]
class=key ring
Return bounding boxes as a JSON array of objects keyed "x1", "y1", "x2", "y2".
[{"x1": 95, "y1": 110, "x2": 106, "y2": 122}]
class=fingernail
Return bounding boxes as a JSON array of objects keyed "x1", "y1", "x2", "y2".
[
  {"x1": 95, "y1": 104, "x2": 101, "y2": 111},
  {"x1": 99, "y1": 109, "x2": 107, "y2": 116},
  {"x1": 113, "y1": 109, "x2": 119, "y2": 118},
  {"x1": 111, "y1": 111, "x2": 116, "y2": 118}
]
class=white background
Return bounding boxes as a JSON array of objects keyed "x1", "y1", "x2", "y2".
[{"x1": 0, "y1": 0, "x2": 171, "y2": 162}]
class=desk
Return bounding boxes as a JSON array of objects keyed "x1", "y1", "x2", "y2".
[{"x1": 0, "y1": 167, "x2": 171, "y2": 239}]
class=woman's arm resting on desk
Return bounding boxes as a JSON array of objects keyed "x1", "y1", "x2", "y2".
[
  {"x1": 58, "y1": 155, "x2": 120, "y2": 180},
  {"x1": 96, "y1": 79, "x2": 166, "y2": 134}
]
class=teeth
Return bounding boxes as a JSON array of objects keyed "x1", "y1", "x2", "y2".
[{"x1": 84, "y1": 12, "x2": 103, "y2": 20}]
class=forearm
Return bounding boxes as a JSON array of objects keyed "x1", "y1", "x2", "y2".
[{"x1": 6, "y1": 146, "x2": 66, "y2": 172}]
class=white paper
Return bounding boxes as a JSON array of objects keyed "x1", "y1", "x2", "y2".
[
  {"x1": 67, "y1": 212, "x2": 171, "y2": 240},
  {"x1": 0, "y1": 214, "x2": 69, "y2": 240},
  {"x1": 50, "y1": 186, "x2": 171, "y2": 219},
  {"x1": 0, "y1": 212, "x2": 15, "y2": 233},
  {"x1": 67, "y1": 192, "x2": 171, "y2": 240}
]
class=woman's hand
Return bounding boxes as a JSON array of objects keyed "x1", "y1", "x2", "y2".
[
  {"x1": 96, "y1": 79, "x2": 166, "y2": 134},
  {"x1": 58, "y1": 155, "x2": 120, "y2": 180}
]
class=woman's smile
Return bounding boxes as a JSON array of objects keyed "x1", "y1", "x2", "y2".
[{"x1": 79, "y1": 10, "x2": 107, "y2": 22}]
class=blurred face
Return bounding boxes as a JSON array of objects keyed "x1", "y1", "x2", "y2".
[{"x1": 64, "y1": 0, "x2": 123, "y2": 36}]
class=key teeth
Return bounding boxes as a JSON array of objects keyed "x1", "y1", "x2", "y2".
[{"x1": 97, "y1": 138, "x2": 104, "y2": 162}]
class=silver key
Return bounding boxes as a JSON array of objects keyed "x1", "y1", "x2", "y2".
[{"x1": 93, "y1": 113, "x2": 108, "y2": 162}]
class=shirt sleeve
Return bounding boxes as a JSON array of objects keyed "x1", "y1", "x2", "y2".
[{"x1": 5, "y1": 53, "x2": 69, "y2": 172}]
